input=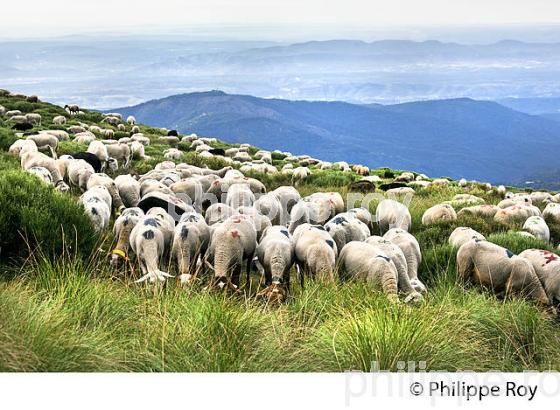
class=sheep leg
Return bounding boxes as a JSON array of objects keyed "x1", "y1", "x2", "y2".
[{"x1": 245, "y1": 252, "x2": 254, "y2": 290}]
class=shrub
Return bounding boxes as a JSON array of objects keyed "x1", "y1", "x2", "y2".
[
  {"x1": 0, "y1": 170, "x2": 99, "y2": 262},
  {"x1": 0, "y1": 127, "x2": 18, "y2": 150}
]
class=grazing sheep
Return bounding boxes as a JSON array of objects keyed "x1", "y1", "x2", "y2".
[
  {"x1": 421, "y1": 203, "x2": 457, "y2": 226},
  {"x1": 64, "y1": 104, "x2": 79, "y2": 115},
  {"x1": 127, "y1": 115, "x2": 136, "y2": 125},
  {"x1": 87, "y1": 173, "x2": 125, "y2": 213},
  {"x1": 519, "y1": 249, "x2": 560, "y2": 305},
  {"x1": 115, "y1": 174, "x2": 141, "y2": 208},
  {"x1": 449, "y1": 227, "x2": 486, "y2": 248},
  {"x1": 458, "y1": 178, "x2": 468, "y2": 187},
  {"x1": 159, "y1": 136, "x2": 180, "y2": 146},
  {"x1": 523, "y1": 216, "x2": 550, "y2": 243},
  {"x1": 271, "y1": 186, "x2": 301, "y2": 225},
  {"x1": 254, "y1": 193, "x2": 283, "y2": 225},
  {"x1": 255, "y1": 226, "x2": 295, "y2": 302},
  {"x1": 431, "y1": 178, "x2": 450, "y2": 188},
  {"x1": 130, "y1": 207, "x2": 175, "y2": 284},
  {"x1": 25, "y1": 113, "x2": 41, "y2": 125},
  {"x1": 131, "y1": 133, "x2": 150, "y2": 145},
  {"x1": 27, "y1": 134, "x2": 58, "y2": 158},
  {"x1": 172, "y1": 212, "x2": 210, "y2": 284},
  {"x1": 494, "y1": 205, "x2": 540, "y2": 224},
  {"x1": 68, "y1": 159, "x2": 95, "y2": 191},
  {"x1": 530, "y1": 191, "x2": 554, "y2": 206},
  {"x1": 339, "y1": 241, "x2": 400, "y2": 302},
  {"x1": 73, "y1": 132, "x2": 96, "y2": 145},
  {"x1": 164, "y1": 148, "x2": 182, "y2": 160},
  {"x1": 110, "y1": 207, "x2": 145, "y2": 266},
  {"x1": 27, "y1": 166, "x2": 53, "y2": 185},
  {"x1": 498, "y1": 195, "x2": 532, "y2": 209},
  {"x1": 365, "y1": 236, "x2": 423, "y2": 303},
  {"x1": 87, "y1": 141, "x2": 111, "y2": 171},
  {"x1": 79, "y1": 187, "x2": 112, "y2": 231},
  {"x1": 9, "y1": 139, "x2": 37, "y2": 156},
  {"x1": 102, "y1": 116, "x2": 121, "y2": 126},
  {"x1": 106, "y1": 143, "x2": 132, "y2": 168},
  {"x1": 205, "y1": 203, "x2": 235, "y2": 225},
  {"x1": 207, "y1": 214, "x2": 257, "y2": 289},
  {"x1": 446, "y1": 194, "x2": 484, "y2": 207},
  {"x1": 130, "y1": 140, "x2": 149, "y2": 160},
  {"x1": 395, "y1": 172, "x2": 415, "y2": 183},
  {"x1": 457, "y1": 204, "x2": 500, "y2": 218},
  {"x1": 288, "y1": 200, "x2": 328, "y2": 234},
  {"x1": 376, "y1": 199, "x2": 412, "y2": 233},
  {"x1": 292, "y1": 167, "x2": 310, "y2": 185},
  {"x1": 131, "y1": 125, "x2": 140, "y2": 134},
  {"x1": 9, "y1": 114, "x2": 29, "y2": 124},
  {"x1": 543, "y1": 202, "x2": 560, "y2": 223},
  {"x1": 41, "y1": 129, "x2": 69, "y2": 141},
  {"x1": 5, "y1": 109, "x2": 22, "y2": 117},
  {"x1": 384, "y1": 228, "x2": 426, "y2": 293},
  {"x1": 225, "y1": 183, "x2": 255, "y2": 209},
  {"x1": 324, "y1": 213, "x2": 370, "y2": 252},
  {"x1": 293, "y1": 223, "x2": 337, "y2": 282},
  {"x1": 20, "y1": 150, "x2": 68, "y2": 191},
  {"x1": 457, "y1": 239, "x2": 549, "y2": 305}
]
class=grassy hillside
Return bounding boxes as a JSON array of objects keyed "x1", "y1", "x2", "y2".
[{"x1": 1, "y1": 93, "x2": 560, "y2": 372}]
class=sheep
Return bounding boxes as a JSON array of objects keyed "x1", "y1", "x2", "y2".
[
  {"x1": 41, "y1": 129, "x2": 69, "y2": 141},
  {"x1": 446, "y1": 194, "x2": 484, "y2": 207},
  {"x1": 498, "y1": 195, "x2": 532, "y2": 209},
  {"x1": 87, "y1": 173, "x2": 125, "y2": 213},
  {"x1": 131, "y1": 133, "x2": 150, "y2": 146},
  {"x1": 395, "y1": 172, "x2": 415, "y2": 183},
  {"x1": 25, "y1": 113, "x2": 41, "y2": 125},
  {"x1": 27, "y1": 166, "x2": 53, "y2": 185},
  {"x1": 431, "y1": 178, "x2": 450, "y2": 187},
  {"x1": 127, "y1": 115, "x2": 136, "y2": 125},
  {"x1": 292, "y1": 167, "x2": 310, "y2": 185},
  {"x1": 0, "y1": 105, "x2": 5, "y2": 116},
  {"x1": 19, "y1": 150, "x2": 68, "y2": 191},
  {"x1": 523, "y1": 216, "x2": 550, "y2": 243},
  {"x1": 67, "y1": 125, "x2": 86, "y2": 134},
  {"x1": 530, "y1": 191, "x2": 554, "y2": 206},
  {"x1": 9, "y1": 114, "x2": 29, "y2": 124},
  {"x1": 68, "y1": 159, "x2": 95, "y2": 191},
  {"x1": 170, "y1": 178, "x2": 204, "y2": 210},
  {"x1": 457, "y1": 204, "x2": 500, "y2": 219},
  {"x1": 172, "y1": 211, "x2": 210, "y2": 284},
  {"x1": 64, "y1": 104, "x2": 79, "y2": 115},
  {"x1": 519, "y1": 249, "x2": 560, "y2": 305},
  {"x1": 195, "y1": 143, "x2": 211, "y2": 153},
  {"x1": 421, "y1": 203, "x2": 457, "y2": 226},
  {"x1": 205, "y1": 203, "x2": 235, "y2": 225},
  {"x1": 254, "y1": 193, "x2": 283, "y2": 225},
  {"x1": 207, "y1": 214, "x2": 257, "y2": 290},
  {"x1": 494, "y1": 205, "x2": 540, "y2": 224},
  {"x1": 130, "y1": 207, "x2": 175, "y2": 284},
  {"x1": 102, "y1": 116, "x2": 121, "y2": 126},
  {"x1": 543, "y1": 202, "x2": 560, "y2": 223},
  {"x1": 233, "y1": 151, "x2": 251, "y2": 162},
  {"x1": 458, "y1": 178, "x2": 468, "y2": 187},
  {"x1": 26, "y1": 95, "x2": 39, "y2": 103},
  {"x1": 255, "y1": 226, "x2": 295, "y2": 302},
  {"x1": 293, "y1": 223, "x2": 337, "y2": 282},
  {"x1": 5, "y1": 109, "x2": 22, "y2": 117},
  {"x1": 457, "y1": 239, "x2": 549, "y2": 305},
  {"x1": 384, "y1": 228, "x2": 426, "y2": 293},
  {"x1": 9, "y1": 139, "x2": 37, "y2": 156},
  {"x1": 324, "y1": 213, "x2": 370, "y2": 252},
  {"x1": 130, "y1": 140, "x2": 149, "y2": 160},
  {"x1": 104, "y1": 129, "x2": 114, "y2": 139},
  {"x1": 271, "y1": 186, "x2": 301, "y2": 225},
  {"x1": 338, "y1": 241, "x2": 399, "y2": 303},
  {"x1": 87, "y1": 141, "x2": 112, "y2": 172},
  {"x1": 79, "y1": 186, "x2": 112, "y2": 231},
  {"x1": 26, "y1": 134, "x2": 58, "y2": 158},
  {"x1": 224, "y1": 183, "x2": 255, "y2": 209},
  {"x1": 236, "y1": 206, "x2": 272, "y2": 241},
  {"x1": 118, "y1": 124, "x2": 126, "y2": 131},
  {"x1": 288, "y1": 199, "x2": 329, "y2": 234},
  {"x1": 365, "y1": 236, "x2": 423, "y2": 303},
  {"x1": 114, "y1": 174, "x2": 141, "y2": 208},
  {"x1": 110, "y1": 207, "x2": 145, "y2": 266},
  {"x1": 376, "y1": 199, "x2": 412, "y2": 234},
  {"x1": 73, "y1": 132, "x2": 96, "y2": 145},
  {"x1": 164, "y1": 148, "x2": 183, "y2": 160},
  {"x1": 106, "y1": 143, "x2": 132, "y2": 168},
  {"x1": 159, "y1": 136, "x2": 180, "y2": 146},
  {"x1": 449, "y1": 227, "x2": 486, "y2": 248},
  {"x1": 131, "y1": 125, "x2": 140, "y2": 134}
]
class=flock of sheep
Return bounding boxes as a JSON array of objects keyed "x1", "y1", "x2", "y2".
[{"x1": 3, "y1": 91, "x2": 560, "y2": 307}]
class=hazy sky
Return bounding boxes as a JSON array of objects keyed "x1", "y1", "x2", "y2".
[{"x1": 2, "y1": 0, "x2": 559, "y2": 38}]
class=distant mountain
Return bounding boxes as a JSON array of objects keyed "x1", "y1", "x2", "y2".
[
  {"x1": 497, "y1": 97, "x2": 560, "y2": 115},
  {"x1": 111, "y1": 91, "x2": 560, "y2": 187}
]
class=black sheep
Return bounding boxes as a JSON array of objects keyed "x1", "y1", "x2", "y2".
[
  {"x1": 71, "y1": 152, "x2": 102, "y2": 173},
  {"x1": 167, "y1": 130, "x2": 179, "y2": 137},
  {"x1": 12, "y1": 123, "x2": 33, "y2": 132},
  {"x1": 209, "y1": 148, "x2": 226, "y2": 156},
  {"x1": 379, "y1": 182, "x2": 409, "y2": 191}
]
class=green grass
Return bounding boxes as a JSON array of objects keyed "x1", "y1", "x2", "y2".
[{"x1": 1, "y1": 92, "x2": 560, "y2": 372}]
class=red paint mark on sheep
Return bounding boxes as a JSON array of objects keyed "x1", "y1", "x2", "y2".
[{"x1": 231, "y1": 230, "x2": 240, "y2": 238}]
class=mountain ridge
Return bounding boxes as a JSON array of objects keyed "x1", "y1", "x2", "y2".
[{"x1": 109, "y1": 91, "x2": 560, "y2": 187}]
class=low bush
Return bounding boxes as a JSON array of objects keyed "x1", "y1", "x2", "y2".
[{"x1": 0, "y1": 170, "x2": 99, "y2": 263}]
